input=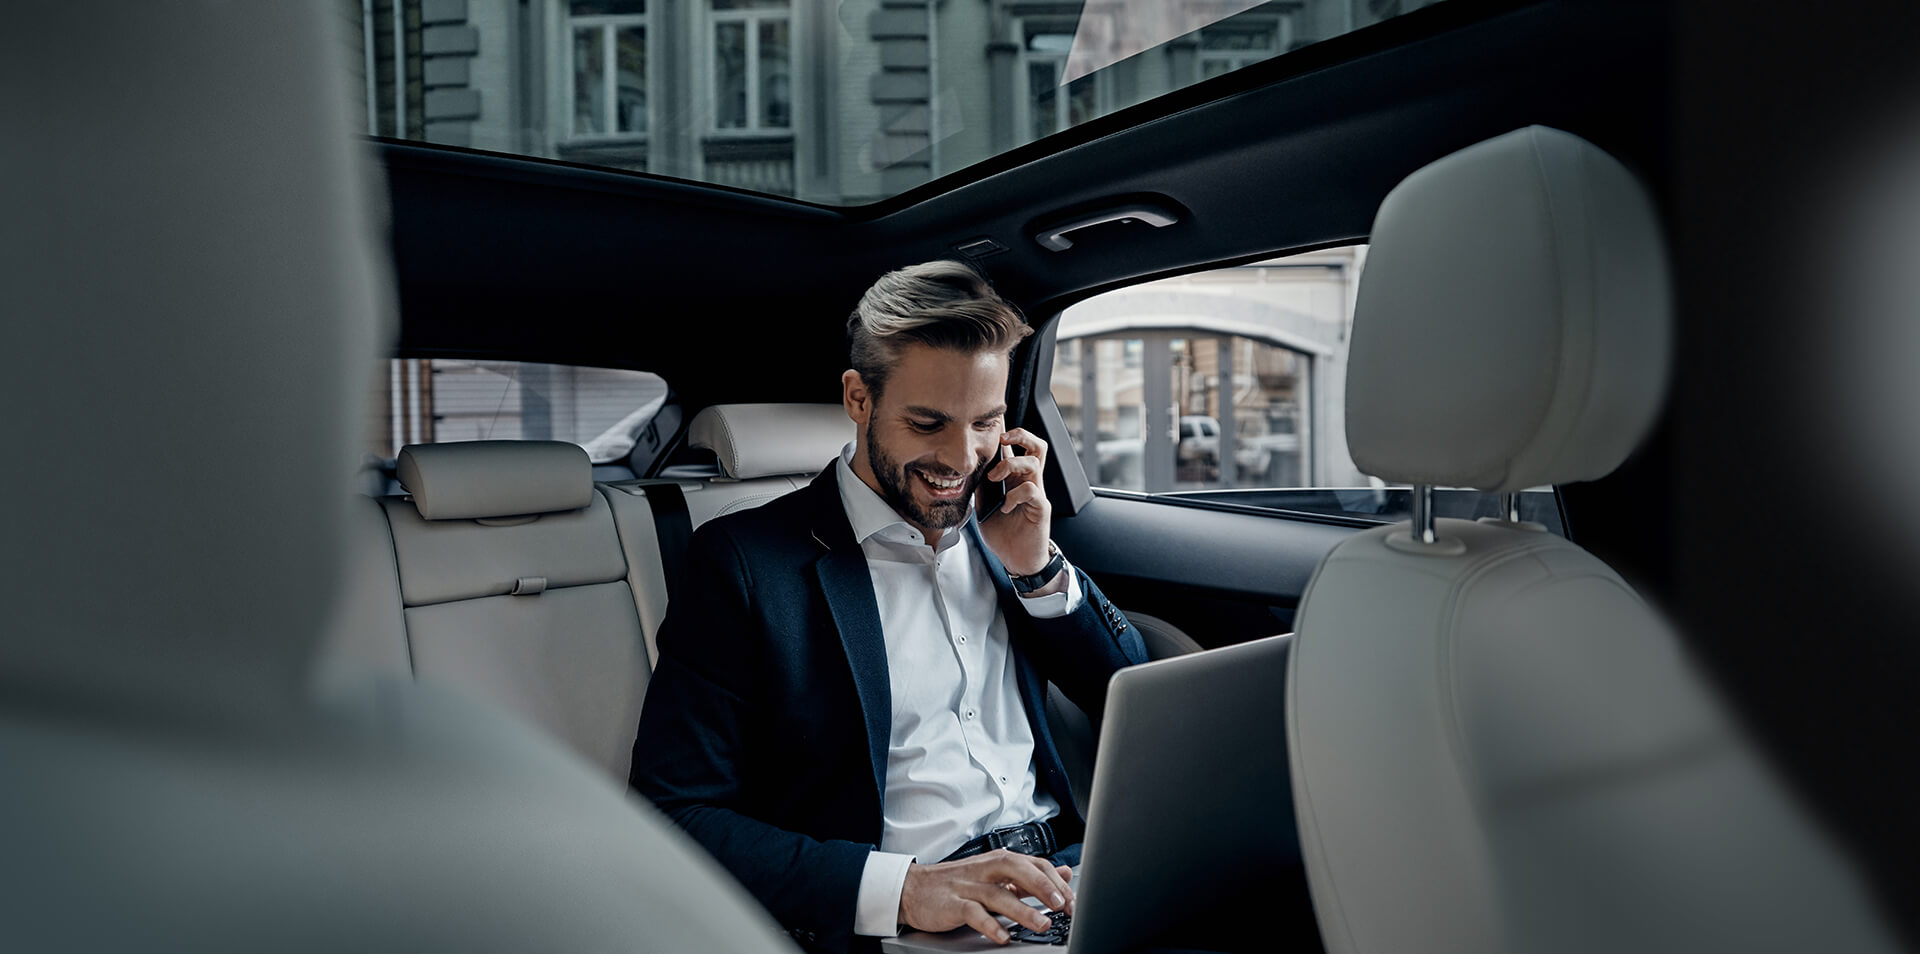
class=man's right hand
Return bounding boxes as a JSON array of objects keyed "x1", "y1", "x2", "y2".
[{"x1": 898, "y1": 849, "x2": 1075, "y2": 944}]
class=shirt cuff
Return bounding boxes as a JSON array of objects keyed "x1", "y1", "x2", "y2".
[
  {"x1": 1015, "y1": 558, "x2": 1083, "y2": 618},
  {"x1": 855, "y1": 850, "x2": 916, "y2": 937}
]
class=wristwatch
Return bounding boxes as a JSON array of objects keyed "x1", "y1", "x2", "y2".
[{"x1": 1009, "y1": 540, "x2": 1066, "y2": 594}]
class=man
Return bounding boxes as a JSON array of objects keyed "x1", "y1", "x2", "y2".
[{"x1": 631, "y1": 261, "x2": 1148, "y2": 952}]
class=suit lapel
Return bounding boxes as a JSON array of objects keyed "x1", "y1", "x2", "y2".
[{"x1": 807, "y1": 468, "x2": 892, "y2": 808}]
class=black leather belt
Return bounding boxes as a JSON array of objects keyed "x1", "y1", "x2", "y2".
[{"x1": 941, "y1": 820, "x2": 1058, "y2": 863}]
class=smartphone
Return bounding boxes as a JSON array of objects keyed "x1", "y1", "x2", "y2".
[{"x1": 977, "y1": 444, "x2": 1014, "y2": 515}]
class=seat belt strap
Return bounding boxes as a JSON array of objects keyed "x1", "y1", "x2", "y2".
[{"x1": 643, "y1": 481, "x2": 692, "y2": 603}]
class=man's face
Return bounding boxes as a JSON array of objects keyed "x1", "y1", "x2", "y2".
[{"x1": 845, "y1": 342, "x2": 1009, "y2": 537}]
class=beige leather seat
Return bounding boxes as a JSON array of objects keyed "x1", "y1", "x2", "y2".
[
  {"x1": 0, "y1": 5, "x2": 795, "y2": 951},
  {"x1": 685, "y1": 402, "x2": 855, "y2": 525},
  {"x1": 1285, "y1": 126, "x2": 1895, "y2": 954},
  {"x1": 599, "y1": 402, "x2": 854, "y2": 667},
  {"x1": 383, "y1": 440, "x2": 653, "y2": 779}
]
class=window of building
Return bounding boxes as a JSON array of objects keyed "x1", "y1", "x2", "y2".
[
  {"x1": 1016, "y1": 20, "x2": 1107, "y2": 144},
  {"x1": 711, "y1": 0, "x2": 791, "y2": 132},
  {"x1": 1048, "y1": 245, "x2": 1564, "y2": 533},
  {"x1": 567, "y1": 1, "x2": 649, "y2": 139}
]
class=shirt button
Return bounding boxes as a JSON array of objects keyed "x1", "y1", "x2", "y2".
[
  {"x1": 964, "y1": 708, "x2": 976, "y2": 720},
  {"x1": 957, "y1": 634, "x2": 967, "y2": 644},
  {"x1": 999, "y1": 775, "x2": 1009, "y2": 784}
]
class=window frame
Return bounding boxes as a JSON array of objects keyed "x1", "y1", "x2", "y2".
[
  {"x1": 1012, "y1": 17, "x2": 1113, "y2": 146},
  {"x1": 706, "y1": 0, "x2": 793, "y2": 136},
  {"x1": 564, "y1": 8, "x2": 652, "y2": 143}
]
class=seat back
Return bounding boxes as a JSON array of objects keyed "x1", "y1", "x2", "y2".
[
  {"x1": 1286, "y1": 127, "x2": 1896, "y2": 954},
  {"x1": 682, "y1": 402, "x2": 854, "y2": 524},
  {"x1": 385, "y1": 440, "x2": 651, "y2": 778},
  {"x1": 0, "y1": 6, "x2": 794, "y2": 951},
  {"x1": 601, "y1": 403, "x2": 854, "y2": 666}
]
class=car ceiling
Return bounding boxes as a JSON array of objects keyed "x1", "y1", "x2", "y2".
[{"x1": 379, "y1": 0, "x2": 1666, "y2": 412}]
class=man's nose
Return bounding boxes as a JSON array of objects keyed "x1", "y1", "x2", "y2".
[{"x1": 939, "y1": 427, "x2": 989, "y2": 474}]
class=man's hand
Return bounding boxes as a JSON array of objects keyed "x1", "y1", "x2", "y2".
[
  {"x1": 899, "y1": 849, "x2": 1075, "y2": 943},
  {"x1": 977, "y1": 428, "x2": 1057, "y2": 588}
]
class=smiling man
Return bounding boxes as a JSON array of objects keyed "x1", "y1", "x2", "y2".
[{"x1": 631, "y1": 261, "x2": 1147, "y2": 953}]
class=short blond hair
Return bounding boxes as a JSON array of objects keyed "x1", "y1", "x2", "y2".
[{"x1": 847, "y1": 260, "x2": 1032, "y2": 396}]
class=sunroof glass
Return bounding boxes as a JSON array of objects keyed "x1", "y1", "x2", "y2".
[{"x1": 342, "y1": 0, "x2": 1450, "y2": 206}]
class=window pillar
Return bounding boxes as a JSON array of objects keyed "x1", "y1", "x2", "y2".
[{"x1": 1142, "y1": 334, "x2": 1175, "y2": 493}]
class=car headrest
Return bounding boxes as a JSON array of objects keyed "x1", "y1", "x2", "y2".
[
  {"x1": 3, "y1": 3, "x2": 389, "y2": 708},
  {"x1": 689, "y1": 404, "x2": 855, "y2": 480},
  {"x1": 397, "y1": 441, "x2": 594, "y2": 520},
  {"x1": 1345, "y1": 125, "x2": 1672, "y2": 493}
]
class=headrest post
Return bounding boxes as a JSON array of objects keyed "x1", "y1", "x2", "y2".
[
  {"x1": 1499, "y1": 492, "x2": 1520, "y2": 523},
  {"x1": 1411, "y1": 484, "x2": 1438, "y2": 545}
]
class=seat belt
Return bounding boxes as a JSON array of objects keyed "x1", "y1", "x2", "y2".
[{"x1": 642, "y1": 481, "x2": 692, "y2": 603}]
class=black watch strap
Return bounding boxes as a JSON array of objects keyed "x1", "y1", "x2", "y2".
[{"x1": 1010, "y1": 543, "x2": 1067, "y2": 594}]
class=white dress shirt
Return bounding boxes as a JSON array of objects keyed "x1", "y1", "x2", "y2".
[{"x1": 834, "y1": 445, "x2": 1084, "y2": 937}]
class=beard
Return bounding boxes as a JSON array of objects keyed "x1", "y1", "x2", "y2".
[{"x1": 865, "y1": 416, "x2": 995, "y2": 532}]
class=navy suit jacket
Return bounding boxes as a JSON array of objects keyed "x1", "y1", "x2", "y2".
[{"x1": 631, "y1": 465, "x2": 1146, "y2": 952}]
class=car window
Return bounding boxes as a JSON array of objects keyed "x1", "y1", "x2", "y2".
[
  {"x1": 367, "y1": 358, "x2": 670, "y2": 465},
  {"x1": 1048, "y1": 245, "x2": 1565, "y2": 534},
  {"x1": 339, "y1": 0, "x2": 1449, "y2": 206}
]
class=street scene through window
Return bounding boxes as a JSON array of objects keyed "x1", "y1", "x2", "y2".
[
  {"x1": 339, "y1": 0, "x2": 1447, "y2": 205},
  {"x1": 1048, "y1": 246, "x2": 1565, "y2": 531}
]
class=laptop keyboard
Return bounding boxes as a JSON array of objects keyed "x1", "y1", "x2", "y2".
[{"x1": 1007, "y1": 910, "x2": 1070, "y2": 945}]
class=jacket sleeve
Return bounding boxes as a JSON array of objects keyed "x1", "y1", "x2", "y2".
[
  {"x1": 1015, "y1": 565, "x2": 1150, "y2": 724},
  {"x1": 630, "y1": 524, "x2": 871, "y2": 952}
]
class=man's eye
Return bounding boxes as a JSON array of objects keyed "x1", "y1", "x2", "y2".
[{"x1": 908, "y1": 421, "x2": 940, "y2": 433}]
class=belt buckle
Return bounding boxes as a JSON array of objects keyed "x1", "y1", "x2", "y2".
[{"x1": 996, "y1": 823, "x2": 1037, "y2": 856}]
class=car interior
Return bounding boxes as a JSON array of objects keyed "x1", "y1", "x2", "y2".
[{"x1": 9, "y1": 0, "x2": 1920, "y2": 951}]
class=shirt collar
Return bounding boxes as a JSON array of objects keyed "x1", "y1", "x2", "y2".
[{"x1": 835, "y1": 441, "x2": 971, "y2": 551}]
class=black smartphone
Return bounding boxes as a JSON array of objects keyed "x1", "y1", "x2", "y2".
[{"x1": 976, "y1": 443, "x2": 1016, "y2": 515}]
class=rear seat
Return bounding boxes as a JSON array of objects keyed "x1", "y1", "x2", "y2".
[
  {"x1": 616, "y1": 403, "x2": 853, "y2": 526},
  {"x1": 315, "y1": 408, "x2": 852, "y2": 779},
  {"x1": 599, "y1": 403, "x2": 852, "y2": 664},
  {"x1": 315, "y1": 404, "x2": 1189, "y2": 803}
]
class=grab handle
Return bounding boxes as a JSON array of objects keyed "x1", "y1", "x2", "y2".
[{"x1": 1034, "y1": 203, "x2": 1180, "y2": 251}]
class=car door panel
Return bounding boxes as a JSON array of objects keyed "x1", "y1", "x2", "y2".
[{"x1": 1052, "y1": 493, "x2": 1362, "y2": 649}]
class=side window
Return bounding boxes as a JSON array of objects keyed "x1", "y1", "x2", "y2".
[
  {"x1": 1048, "y1": 246, "x2": 1565, "y2": 534},
  {"x1": 368, "y1": 359, "x2": 671, "y2": 466}
]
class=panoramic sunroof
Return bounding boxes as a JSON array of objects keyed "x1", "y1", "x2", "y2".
[{"x1": 345, "y1": 0, "x2": 1450, "y2": 206}]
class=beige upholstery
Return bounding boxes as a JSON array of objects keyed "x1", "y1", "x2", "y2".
[
  {"x1": 689, "y1": 403, "x2": 853, "y2": 480},
  {"x1": 384, "y1": 443, "x2": 650, "y2": 779},
  {"x1": 595, "y1": 403, "x2": 856, "y2": 666},
  {"x1": 398, "y1": 440, "x2": 594, "y2": 519},
  {"x1": 0, "y1": 5, "x2": 796, "y2": 950},
  {"x1": 598, "y1": 482, "x2": 684, "y2": 669},
  {"x1": 314, "y1": 496, "x2": 413, "y2": 683},
  {"x1": 1346, "y1": 126, "x2": 1671, "y2": 493},
  {"x1": 1287, "y1": 127, "x2": 1895, "y2": 954}
]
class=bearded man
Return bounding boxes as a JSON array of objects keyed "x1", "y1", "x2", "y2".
[{"x1": 631, "y1": 260, "x2": 1147, "y2": 953}]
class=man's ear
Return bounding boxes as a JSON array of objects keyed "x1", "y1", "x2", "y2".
[{"x1": 842, "y1": 369, "x2": 871, "y2": 427}]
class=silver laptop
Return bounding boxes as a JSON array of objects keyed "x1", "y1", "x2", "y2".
[{"x1": 882, "y1": 632, "x2": 1305, "y2": 954}]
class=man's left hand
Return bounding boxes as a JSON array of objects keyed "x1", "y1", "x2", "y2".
[{"x1": 977, "y1": 428, "x2": 1059, "y2": 593}]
